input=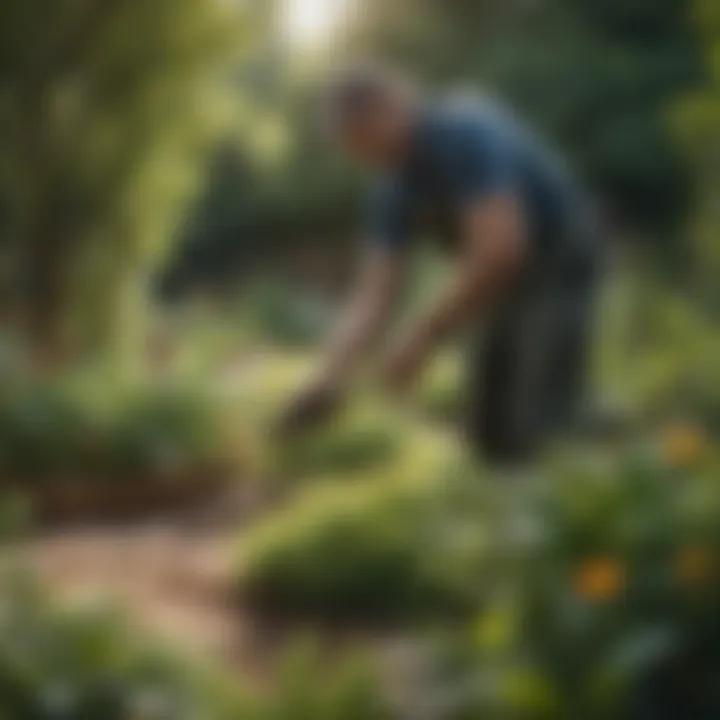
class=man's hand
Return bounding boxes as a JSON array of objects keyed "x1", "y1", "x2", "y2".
[
  {"x1": 273, "y1": 376, "x2": 345, "y2": 441},
  {"x1": 275, "y1": 248, "x2": 404, "y2": 439}
]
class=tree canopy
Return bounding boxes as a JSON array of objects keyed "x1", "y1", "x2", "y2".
[{"x1": 0, "y1": 0, "x2": 250, "y2": 363}]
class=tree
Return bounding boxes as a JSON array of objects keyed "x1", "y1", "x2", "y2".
[{"x1": 0, "y1": 0, "x2": 250, "y2": 365}]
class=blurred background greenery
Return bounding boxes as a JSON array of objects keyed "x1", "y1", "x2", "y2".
[{"x1": 1, "y1": 0, "x2": 719, "y2": 717}]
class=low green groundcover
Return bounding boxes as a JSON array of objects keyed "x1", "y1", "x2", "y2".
[
  {"x1": 0, "y1": 572, "x2": 389, "y2": 720},
  {"x1": 238, "y1": 457, "x2": 485, "y2": 619},
  {"x1": 0, "y1": 380, "x2": 226, "y2": 484},
  {"x1": 431, "y1": 442, "x2": 720, "y2": 718}
]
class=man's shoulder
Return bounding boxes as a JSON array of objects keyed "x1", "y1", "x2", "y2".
[
  {"x1": 425, "y1": 90, "x2": 507, "y2": 132},
  {"x1": 418, "y1": 90, "x2": 514, "y2": 158}
]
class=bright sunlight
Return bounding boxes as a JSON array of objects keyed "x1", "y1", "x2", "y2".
[{"x1": 281, "y1": 0, "x2": 355, "y2": 48}]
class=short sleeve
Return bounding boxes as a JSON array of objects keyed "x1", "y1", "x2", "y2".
[
  {"x1": 441, "y1": 121, "x2": 520, "y2": 210},
  {"x1": 364, "y1": 176, "x2": 414, "y2": 253}
]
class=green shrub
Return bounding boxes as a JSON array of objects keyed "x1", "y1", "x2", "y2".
[
  {"x1": 417, "y1": 352, "x2": 463, "y2": 423},
  {"x1": 0, "y1": 378, "x2": 226, "y2": 484},
  {"x1": 238, "y1": 455, "x2": 483, "y2": 619},
  {"x1": 102, "y1": 386, "x2": 219, "y2": 476},
  {"x1": 254, "y1": 638, "x2": 391, "y2": 720},
  {"x1": 0, "y1": 384, "x2": 91, "y2": 481},
  {"x1": 0, "y1": 573, "x2": 252, "y2": 719},
  {"x1": 0, "y1": 571, "x2": 389, "y2": 720},
  {"x1": 270, "y1": 402, "x2": 406, "y2": 480},
  {"x1": 598, "y1": 278, "x2": 720, "y2": 428},
  {"x1": 245, "y1": 281, "x2": 326, "y2": 347},
  {"x1": 230, "y1": 356, "x2": 454, "y2": 481},
  {"x1": 228, "y1": 352, "x2": 315, "y2": 425},
  {"x1": 442, "y1": 440, "x2": 720, "y2": 718}
]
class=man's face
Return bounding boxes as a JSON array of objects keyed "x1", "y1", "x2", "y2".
[{"x1": 336, "y1": 101, "x2": 408, "y2": 169}]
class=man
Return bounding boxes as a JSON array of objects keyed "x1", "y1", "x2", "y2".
[{"x1": 277, "y1": 66, "x2": 602, "y2": 464}]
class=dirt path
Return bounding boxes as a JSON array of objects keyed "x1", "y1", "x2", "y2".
[
  {"x1": 20, "y1": 483, "x2": 286, "y2": 684},
  {"x1": 20, "y1": 483, "x2": 433, "y2": 709}
]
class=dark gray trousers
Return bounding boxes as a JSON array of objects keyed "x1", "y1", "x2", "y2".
[{"x1": 464, "y1": 217, "x2": 602, "y2": 464}]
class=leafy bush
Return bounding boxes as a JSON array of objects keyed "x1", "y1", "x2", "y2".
[
  {"x1": 238, "y1": 451, "x2": 483, "y2": 619},
  {"x1": 253, "y1": 638, "x2": 391, "y2": 720},
  {"x1": 0, "y1": 384, "x2": 92, "y2": 482},
  {"x1": 417, "y1": 352, "x2": 463, "y2": 423},
  {"x1": 228, "y1": 352, "x2": 315, "y2": 425},
  {"x1": 0, "y1": 378, "x2": 229, "y2": 485},
  {"x1": 439, "y1": 436, "x2": 720, "y2": 718},
  {"x1": 102, "y1": 387, "x2": 220, "y2": 477},
  {"x1": 598, "y1": 279, "x2": 720, "y2": 429},
  {"x1": 244, "y1": 281, "x2": 328, "y2": 348},
  {"x1": 230, "y1": 354, "x2": 444, "y2": 481},
  {"x1": 0, "y1": 571, "x2": 389, "y2": 720},
  {"x1": 0, "y1": 573, "x2": 250, "y2": 719},
  {"x1": 271, "y1": 402, "x2": 408, "y2": 480}
]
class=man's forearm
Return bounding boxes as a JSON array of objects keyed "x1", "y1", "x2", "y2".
[
  {"x1": 317, "y1": 294, "x2": 389, "y2": 382},
  {"x1": 414, "y1": 259, "x2": 513, "y2": 348},
  {"x1": 314, "y1": 249, "x2": 403, "y2": 385},
  {"x1": 379, "y1": 254, "x2": 521, "y2": 396},
  {"x1": 409, "y1": 196, "x2": 527, "y2": 355}
]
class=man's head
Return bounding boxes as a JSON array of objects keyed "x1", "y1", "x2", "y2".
[{"x1": 320, "y1": 64, "x2": 419, "y2": 169}]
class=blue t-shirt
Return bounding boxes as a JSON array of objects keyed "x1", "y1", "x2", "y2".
[{"x1": 366, "y1": 93, "x2": 587, "y2": 262}]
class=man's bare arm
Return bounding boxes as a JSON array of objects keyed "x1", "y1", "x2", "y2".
[
  {"x1": 421, "y1": 194, "x2": 527, "y2": 343},
  {"x1": 315, "y1": 246, "x2": 405, "y2": 386},
  {"x1": 383, "y1": 195, "x2": 528, "y2": 389},
  {"x1": 275, "y1": 246, "x2": 404, "y2": 437}
]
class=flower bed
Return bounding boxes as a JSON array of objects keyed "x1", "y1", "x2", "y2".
[{"x1": 434, "y1": 433, "x2": 720, "y2": 718}]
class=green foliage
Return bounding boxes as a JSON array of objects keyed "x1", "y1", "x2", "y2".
[
  {"x1": 227, "y1": 354, "x2": 412, "y2": 479},
  {"x1": 0, "y1": 573, "x2": 252, "y2": 719},
  {"x1": 239, "y1": 461, "x2": 482, "y2": 619},
  {"x1": 0, "y1": 377, "x2": 223, "y2": 483},
  {"x1": 673, "y1": 0, "x2": 720, "y2": 310},
  {"x1": 229, "y1": 352, "x2": 317, "y2": 427},
  {"x1": 597, "y1": 276, "x2": 720, "y2": 428},
  {"x1": 254, "y1": 639, "x2": 391, "y2": 720},
  {"x1": 0, "y1": 0, "x2": 251, "y2": 360},
  {"x1": 100, "y1": 385, "x2": 220, "y2": 477},
  {"x1": 437, "y1": 440, "x2": 720, "y2": 718},
  {"x1": 417, "y1": 352, "x2": 463, "y2": 423},
  {"x1": 159, "y1": 105, "x2": 362, "y2": 300},
  {"x1": 271, "y1": 402, "x2": 406, "y2": 480},
  {"x1": 244, "y1": 280, "x2": 326, "y2": 348},
  {"x1": 0, "y1": 570, "x2": 389, "y2": 720}
]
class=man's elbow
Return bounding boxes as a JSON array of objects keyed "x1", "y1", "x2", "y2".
[
  {"x1": 465, "y1": 196, "x2": 529, "y2": 286},
  {"x1": 481, "y1": 229, "x2": 528, "y2": 287}
]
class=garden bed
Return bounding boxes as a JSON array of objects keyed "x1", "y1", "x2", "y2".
[
  {"x1": 0, "y1": 377, "x2": 241, "y2": 524},
  {"x1": 1, "y1": 466, "x2": 234, "y2": 524}
]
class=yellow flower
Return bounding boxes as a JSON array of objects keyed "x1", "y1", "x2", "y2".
[
  {"x1": 574, "y1": 556, "x2": 625, "y2": 602},
  {"x1": 676, "y1": 546, "x2": 715, "y2": 587},
  {"x1": 661, "y1": 422, "x2": 709, "y2": 468}
]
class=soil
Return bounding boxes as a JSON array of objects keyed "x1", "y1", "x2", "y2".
[{"x1": 20, "y1": 482, "x2": 287, "y2": 686}]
